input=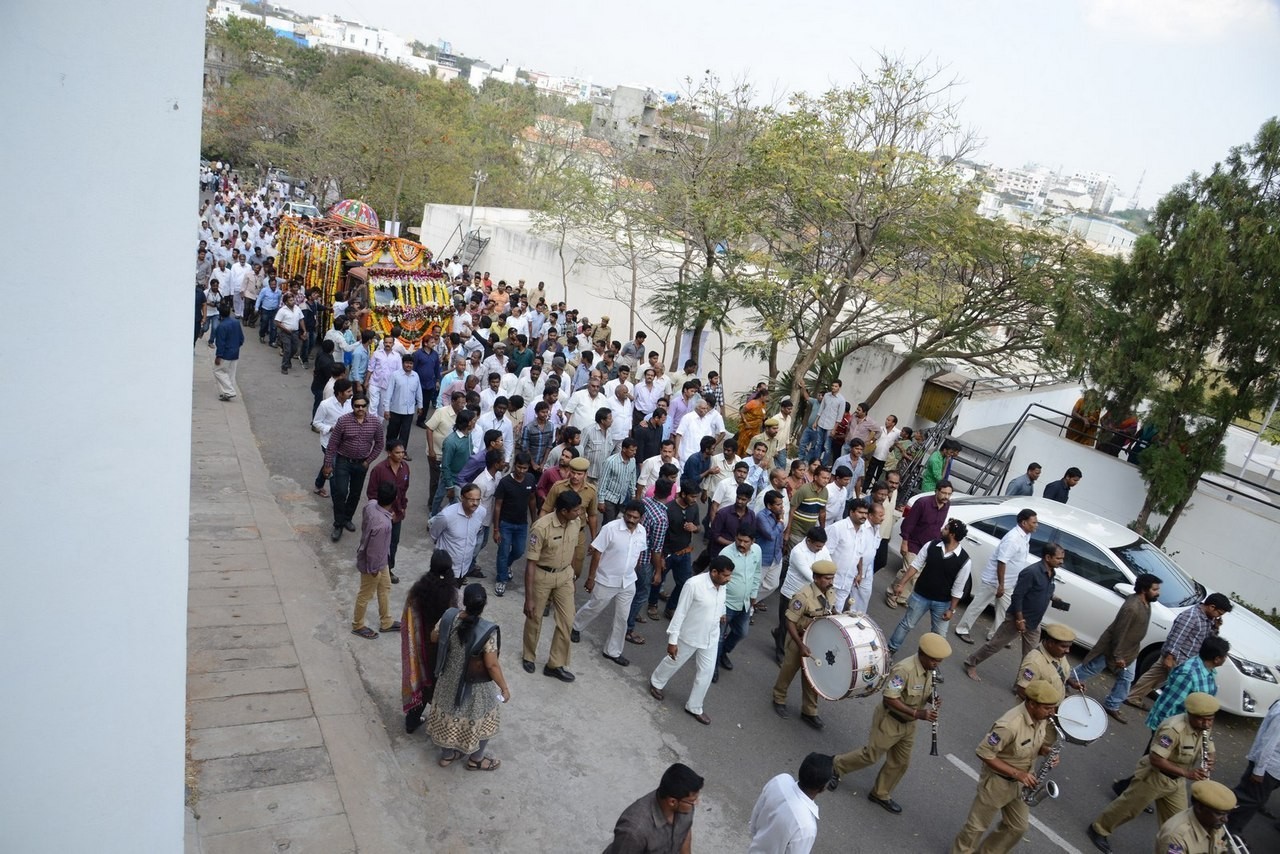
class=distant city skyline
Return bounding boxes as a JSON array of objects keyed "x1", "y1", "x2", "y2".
[{"x1": 264, "y1": 0, "x2": 1280, "y2": 208}]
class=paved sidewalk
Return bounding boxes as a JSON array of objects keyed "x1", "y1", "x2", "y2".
[{"x1": 185, "y1": 356, "x2": 423, "y2": 853}]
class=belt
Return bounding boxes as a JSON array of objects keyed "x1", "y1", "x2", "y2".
[
  {"x1": 668, "y1": 547, "x2": 693, "y2": 556},
  {"x1": 888, "y1": 710, "x2": 917, "y2": 724},
  {"x1": 537, "y1": 564, "x2": 568, "y2": 573}
]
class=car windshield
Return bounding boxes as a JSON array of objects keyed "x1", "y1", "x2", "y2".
[
  {"x1": 291, "y1": 204, "x2": 319, "y2": 218},
  {"x1": 1111, "y1": 540, "x2": 1202, "y2": 607}
]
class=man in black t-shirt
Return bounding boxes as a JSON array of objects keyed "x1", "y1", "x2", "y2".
[
  {"x1": 493, "y1": 451, "x2": 539, "y2": 597},
  {"x1": 651, "y1": 479, "x2": 703, "y2": 620}
]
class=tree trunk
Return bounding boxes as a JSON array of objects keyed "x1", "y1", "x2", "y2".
[
  {"x1": 864, "y1": 355, "x2": 921, "y2": 410},
  {"x1": 1153, "y1": 493, "x2": 1191, "y2": 546},
  {"x1": 389, "y1": 168, "x2": 406, "y2": 228},
  {"x1": 768, "y1": 339, "x2": 778, "y2": 377},
  {"x1": 1134, "y1": 493, "x2": 1157, "y2": 532},
  {"x1": 558, "y1": 241, "x2": 570, "y2": 304},
  {"x1": 627, "y1": 249, "x2": 639, "y2": 340},
  {"x1": 689, "y1": 321, "x2": 706, "y2": 369},
  {"x1": 789, "y1": 348, "x2": 822, "y2": 422}
]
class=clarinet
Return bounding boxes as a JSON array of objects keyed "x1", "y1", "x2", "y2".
[
  {"x1": 929, "y1": 669, "x2": 940, "y2": 756},
  {"x1": 1199, "y1": 728, "x2": 1211, "y2": 779}
]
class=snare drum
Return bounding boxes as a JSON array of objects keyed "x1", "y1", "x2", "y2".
[
  {"x1": 802, "y1": 614, "x2": 891, "y2": 701},
  {"x1": 1056, "y1": 693, "x2": 1108, "y2": 744}
]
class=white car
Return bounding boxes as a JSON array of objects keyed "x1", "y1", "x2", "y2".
[{"x1": 906, "y1": 495, "x2": 1280, "y2": 717}]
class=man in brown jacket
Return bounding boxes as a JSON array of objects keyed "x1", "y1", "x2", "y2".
[{"x1": 1069, "y1": 572, "x2": 1162, "y2": 724}]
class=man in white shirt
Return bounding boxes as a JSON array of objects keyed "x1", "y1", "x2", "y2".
[
  {"x1": 366, "y1": 337, "x2": 402, "y2": 415},
  {"x1": 674, "y1": 398, "x2": 727, "y2": 466},
  {"x1": 370, "y1": 354, "x2": 423, "y2": 459},
  {"x1": 565, "y1": 375, "x2": 606, "y2": 433},
  {"x1": 637, "y1": 440, "x2": 677, "y2": 496},
  {"x1": 748, "y1": 753, "x2": 831, "y2": 854},
  {"x1": 647, "y1": 554, "x2": 735, "y2": 725},
  {"x1": 953, "y1": 508, "x2": 1037, "y2": 644},
  {"x1": 273, "y1": 292, "x2": 305, "y2": 375},
  {"x1": 605, "y1": 382, "x2": 634, "y2": 453},
  {"x1": 824, "y1": 466, "x2": 853, "y2": 523},
  {"x1": 827, "y1": 499, "x2": 875, "y2": 614},
  {"x1": 311, "y1": 379, "x2": 353, "y2": 497},
  {"x1": 226, "y1": 256, "x2": 249, "y2": 317},
  {"x1": 474, "y1": 398, "x2": 514, "y2": 465},
  {"x1": 572, "y1": 501, "x2": 648, "y2": 667},
  {"x1": 813, "y1": 380, "x2": 848, "y2": 465}
]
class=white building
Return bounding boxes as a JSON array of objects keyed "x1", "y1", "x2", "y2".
[
  {"x1": 303, "y1": 14, "x2": 411, "y2": 62},
  {"x1": 1055, "y1": 213, "x2": 1138, "y2": 257}
]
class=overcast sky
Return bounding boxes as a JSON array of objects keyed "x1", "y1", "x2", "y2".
[{"x1": 276, "y1": 0, "x2": 1280, "y2": 207}]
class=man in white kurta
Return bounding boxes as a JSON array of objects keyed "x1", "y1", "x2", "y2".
[
  {"x1": 674, "y1": 399, "x2": 726, "y2": 466},
  {"x1": 572, "y1": 506, "x2": 647, "y2": 664},
  {"x1": 648, "y1": 555, "x2": 734, "y2": 723}
]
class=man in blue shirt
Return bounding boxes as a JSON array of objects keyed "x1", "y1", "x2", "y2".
[
  {"x1": 254, "y1": 277, "x2": 283, "y2": 345},
  {"x1": 412, "y1": 339, "x2": 442, "y2": 427},
  {"x1": 1004, "y1": 462, "x2": 1042, "y2": 497},
  {"x1": 212, "y1": 303, "x2": 245, "y2": 401}
]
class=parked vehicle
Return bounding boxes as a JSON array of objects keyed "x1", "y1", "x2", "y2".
[{"x1": 899, "y1": 495, "x2": 1280, "y2": 717}]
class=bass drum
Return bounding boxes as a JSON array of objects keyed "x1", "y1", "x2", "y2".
[
  {"x1": 1056, "y1": 693, "x2": 1108, "y2": 745},
  {"x1": 802, "y1": 613, "x2": 891, "y2": 701}
]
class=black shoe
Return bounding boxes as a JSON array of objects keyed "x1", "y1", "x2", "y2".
[
  {"x1": 570, "y1": 629, "x2": 581, "y2": 643},
  {"x1": 521, "y1": 659, "x2": 535, "y2": 674},
  {"x1": 1111, "y1": 779, "x2": 1130, "y2": 797},
  {"x1": 868, "y1": 793, "x2": 902, "y2": 814},
  {"x1": 772, "y1": 702, "x2": 790, "y2": 719},
  {"x1": 827, "y1": 774, "x2": 841, "y2": 791},
  {"x1": 389, "y1": 572, "x2": 400, "y2": 584},
  {"x1": 719, "y1": 653, "x2": 734, "y2": 671},
  {"x1": 543, "y1": 666, "x2": 575, "y2": 683},
  {"x1": 602, "y1": 653, "x2": 629, "y2": 667},
  {"x1": 344, "y1": 521, "x2": 356, "y2": 532},
  {"x1": 331, "y1": 527, "x2": 342, "y2": 542},
  {"x1": 1087, "y1": 824, "x2": 1112, "y2": 853},
  {"x1": 801, "y1": 713, "x2": 825, "y2": 731},
  {"x1": 543, "y1": 604, "x2": 551, "y2": 617},
  {"x1": 955, "y1": 632, "x2": 974, "y2": 645},
  {"x1": 774, "y1": 649, "x2": 784, "y2": 665},
  {"x1": 466, "y1": 568, "x2": 485, "y2": 579},
  {"x1": 711, "y1": 670, "x2": 719, "y2": 684}
]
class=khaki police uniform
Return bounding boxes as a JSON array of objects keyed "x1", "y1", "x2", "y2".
[
  {"x1": 833, "y1": 653, "x2": 935, "y2": 799},
  {"x1": 951, "y1": 702, "x2": 1055, "y2": 854},
  {"x1": 521, "y1": 511, "x2": 583, "y2": 668},
  {"x1": 1093, "y1": 713, "x2": 1214, "y2": 835},
  {"x1": 1154, "y1": 808, "x2": 1226, "y2": 854},
  {"x1": 1016, "y1": 646, "x2": 1068, "y2": 696},
  {"x1": 542, "y1": 478, "x2": 598, "y2": 579},
  {"x1": 771, "y1": 581, "x2": 835, "y2": 716}
]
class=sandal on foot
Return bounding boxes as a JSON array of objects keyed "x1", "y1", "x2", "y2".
[
  {"x1": 626, "y1": 632, "x2": 646, "y2": 645},
  {"x1": 351, "y1": 627, "x2": 378, "y2": 639},
  {"x1": 438, "y1": 750, "x2": 461, "y2": 767},
  {"x1": 314, "y1": 488, "x2": 329, "y2": 497},
  {"x1": 466, "y1": 756, "x2": 501, "y2": 771}
]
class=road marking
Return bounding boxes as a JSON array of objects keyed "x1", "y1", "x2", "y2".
[{"x1": 944, "y1": 753, "x2": 1084, "y2": 854}]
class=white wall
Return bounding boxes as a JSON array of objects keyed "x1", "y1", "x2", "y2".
[
  {"x1": 0, "y1": 2, "x2": 203, "y2": 849},
  {"x1": 952, "y1": 383, "x2": 1083, "y2": 436},
  {"x1": 834, "y1": 343, "x2": 935, "y2": 430},
  {"x1": 965, "y1": 421, "x2": 1280, "y2": 610}
]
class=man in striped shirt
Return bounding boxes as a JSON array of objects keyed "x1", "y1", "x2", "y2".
[
  {"x1": 597, "y1": 439, "x2": 639, "y2": 524},
  {"x1": 322, "y1": 393, "x2": 385, "y2": 542},
  {"x1": 1125, "y1": 593, "x2": 1232, "y2": 711}
]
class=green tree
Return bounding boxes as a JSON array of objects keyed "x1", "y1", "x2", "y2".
[
  {"x1": 1065, "y1": 119, "x2": 1280, "y2": 544},
  {"x1": 738, "y1": 57, "x2": 979, "y2": 406}
]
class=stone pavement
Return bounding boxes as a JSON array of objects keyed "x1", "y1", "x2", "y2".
[{"x1": 185, "y1": 356, "x2": 424, "y2": 853}]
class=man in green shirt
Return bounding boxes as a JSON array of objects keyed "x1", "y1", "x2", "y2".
[
  {"x1": 440, "y1": 410, "x2": 477, "y2": 507},
  {"x1": 921, "y1": 439, "x2": 961, "y2": 493}
]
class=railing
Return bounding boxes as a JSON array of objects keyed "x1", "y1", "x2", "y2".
[{"x1": 970, "y1": 403, "x2": 1280, "y2": 509}]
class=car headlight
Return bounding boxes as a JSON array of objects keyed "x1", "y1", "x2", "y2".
[{"x1": 1229, "y1": 654, "x2": 1279, "y2": 684}]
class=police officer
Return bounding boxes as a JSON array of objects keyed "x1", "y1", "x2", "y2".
[
  {"x1": 771, "y1": 559, "x2": 837, "y2": 730},
  {"x1": 1015, "y1": 623, "x2": 1074, "y2": 700},
  {"x1": 522, "y1": 490, "x2": 584, "y2": 682},
  {"x1": 541, "y1": 456, "x2": 599, "y2": 581},
  {"x1": 1087, "y1": 692, "x2": 1219, "y2": 852},
  {"x1": 829, "y1": 632, "x2": 951, "y2": 814},
  {"x1": 951, "y1": 679, "x2": 1061, "y2": 854},
  {"x1": 1154, "y1": 780, "x2": 1236, "y2": 854}
]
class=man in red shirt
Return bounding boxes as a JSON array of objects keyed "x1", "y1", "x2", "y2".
[{"x1": 365, "y1": 441, "x2": 410, "y2": 584}]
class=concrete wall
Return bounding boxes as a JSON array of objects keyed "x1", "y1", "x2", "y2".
[
  {"x1": 963, "y1": 420, "x2": 1280, "y2": 611},
  {"x1": 833, "y1": 343, "x2": 935, "y2": 431},
  {"x1": 952, "y1": 382, "x2": 1083, "y2": 436},
  {"x1": 0, "y1": 1, "x2": 203, "y2": 849}
]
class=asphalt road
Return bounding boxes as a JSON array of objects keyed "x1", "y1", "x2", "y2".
[{"x1": 218, "y1": 333, "x2": 1277, "y2": 854}]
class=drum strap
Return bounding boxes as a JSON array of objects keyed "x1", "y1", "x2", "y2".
[{"x1": 1053, "y1": 661, "x2": 1066, "y2": 682}]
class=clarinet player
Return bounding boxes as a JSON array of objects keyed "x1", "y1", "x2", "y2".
[
  {"x1": 828, "y1": 632, "x2": 951, "y2": 814},
  {"x1": 951, "y1": 680, "x2": 1062, "y2": 854}
]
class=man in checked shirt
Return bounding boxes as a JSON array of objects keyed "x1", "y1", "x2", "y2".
[
  {"x1": 322, "y1": 393, "x2": 385, "y2": 542},
  {"x1": 1124, "y1": 592, "x2": 1232, "y2": 711}
]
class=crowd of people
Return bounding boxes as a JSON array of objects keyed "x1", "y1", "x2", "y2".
[{"x1": 195, "y1": 167, "x2": 1277, "y2": 853}]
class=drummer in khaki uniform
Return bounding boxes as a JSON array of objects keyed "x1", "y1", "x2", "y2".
[
  {"x1": 1086, "y1": 692, "x2": 1219, "y2": 853},
  {"x1": 541, "y1": 457, "x2": 599, "y2": 580},
  {"x1": 1014, "y1": 623, "x2": 1074, "y2": 700},
  {"x1": 828, "y1": 632, "x2": 951, "y2": 813},
  {"x1": 1154, "y1": 780, "x2": 1235, "y2": 854},
  {"x1": 771, "y1": 559, "x2": 837, "y2": 731},
  {"x1": 951, "y1": 680, "x2": 1061, "y2": 854},
  {"x1": 521, "y1": 490, "x2": 584, "y2": 682}
]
